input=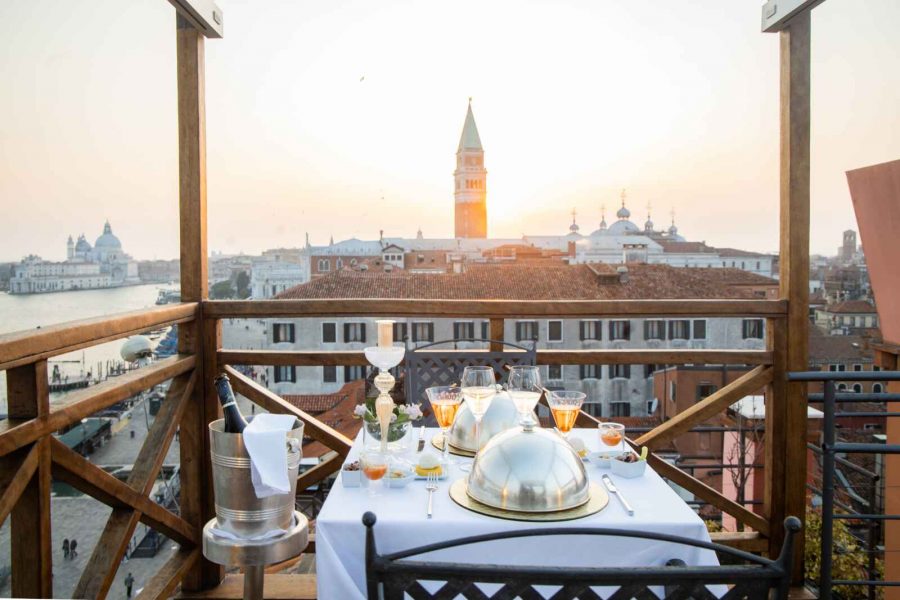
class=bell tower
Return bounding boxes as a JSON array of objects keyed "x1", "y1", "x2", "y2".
[{"x1": 454, "y1": 99, "x2": 487, "y2": 238}]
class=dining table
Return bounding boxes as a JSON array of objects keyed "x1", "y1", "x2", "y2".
[{"x1": 314, "y1": 427, "x2": 722, "y2": 599}]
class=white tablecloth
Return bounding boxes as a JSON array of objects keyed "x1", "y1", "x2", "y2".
[{"x1": 315, "y1": 428, "x2": 720, "y2": 599}]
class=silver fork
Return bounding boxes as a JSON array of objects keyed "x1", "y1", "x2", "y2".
[{"x1": 426, "y1": 473, "x2": 439, "y2": 519}]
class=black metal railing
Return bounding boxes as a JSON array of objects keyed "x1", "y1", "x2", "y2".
[{"x1": 789, "y1": 370, "x2": 900, "y2": 600}]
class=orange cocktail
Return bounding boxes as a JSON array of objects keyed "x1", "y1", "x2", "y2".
[
  {"x1": 547, "y1": 390, "x2": 586, "y2": 440},
  {"x1": 599, "y1": 422, "x2": 625, "y2": 453}
]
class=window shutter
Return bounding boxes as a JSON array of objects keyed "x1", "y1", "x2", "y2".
[
  {"x1": 516, "y1": 323, "x2": 523, "y2": 342},
  {"x1": 427, "y1": 323, "x2": 434, "y2": 342},
  {"x1": 343, "y1": 366, "x2": 350, "y2": 382},
  {"x1": 579, "y1": 365, "x2": 585, "y2": 379},
  {"x1": 623, "y1": 321, "x2": 630, "y2": 340},
  {"x1": 623, "y1": 365, "x2": 631, "y2": 378},
  {"x1": 360, "y1": 323, "x2": 366, "y2": 343},
  {"x1": 596, "y1": 321, "x2": 602, "y2": 340},
  {"x1": 288, "y1": 324, "x2": 295, "y2": 343},
  {"x1": 453, "y1": 323, "x2": 460, "y2": 340},
  {"x1": 343, "y1": 323, "x2": 350, "y2": 343},
  {"x1": 644, "y1": 321, "x2": 650, "y2": 340},
  {"x1": 579, "y1": 321, "x2": 586, "y2": 341},
  {"x1": 668, "y1": 321, "x2": 674, "y2": 339}
]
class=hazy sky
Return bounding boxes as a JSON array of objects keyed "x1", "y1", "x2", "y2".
[{"x1": 1, "y1": 0, "x2": 898, "y2": 262}]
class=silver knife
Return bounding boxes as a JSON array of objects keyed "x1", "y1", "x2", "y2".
[
  {"x1": 416, "y1": 425, "x2": 426, "y2": 452},
  {"x1": 601, "y1": 474, "x2": 634, "y2": 516}
]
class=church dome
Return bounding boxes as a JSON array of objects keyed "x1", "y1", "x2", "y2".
[
  {"x1": 668, "y1": 223, "x2": 678, "y2": 235},
  {"x1": 95, "y1": 221, "x2": 122, "y2": 249},
  {"x1": 607, "y1": 219, "x2": 641, "y2": 235},
  {"x1": 75, "y1": 235, "x2": 92, "y2": 253},
  {"x1": 645, "y1": 218, "x2": 654, "y2": 231},
  {"x1": 569, "y1": 221, "x2": 580, "y2": 234},
  {"x1": 616, "y1": 205, "x2": 631, "y2": 219}
]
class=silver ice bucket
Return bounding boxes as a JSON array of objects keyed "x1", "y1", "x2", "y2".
[{"x1": 209, "y1": 419, "x2": 304, "y2": 537}]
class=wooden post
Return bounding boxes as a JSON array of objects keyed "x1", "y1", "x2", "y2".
[
  {"x1": 7, "y1": 361, "x2": 52, "y2": 598},
  {"x1": 489, "y1": 318, "x2": 504, "y2": 352},
  {"x1": 176, "y1": 12, "x2": 221, "y2": 591},
  {"x1": 768, "y1": 9, "x2": 811, "y2": 578}
]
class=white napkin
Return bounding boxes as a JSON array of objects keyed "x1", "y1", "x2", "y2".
[{"x1": 243, "y1": 413, "x2": 297, "y2": 498}]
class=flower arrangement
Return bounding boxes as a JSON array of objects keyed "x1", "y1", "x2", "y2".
[{"x1": 353, "y1": 400, "x2": 423, "y2": 424}]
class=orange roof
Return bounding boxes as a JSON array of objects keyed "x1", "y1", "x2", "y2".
[
  {"x1": 277, "y1": 263, "x2": 777, "y2": 301},
  {"x1": 825, "y1": 300, "x2": 877, "y2": 314}
]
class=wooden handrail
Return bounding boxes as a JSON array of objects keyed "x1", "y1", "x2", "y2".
[
  {"x1": 205, "y1": 298, "x2": 787, "y2": 319},
  {"x1": 218, "y1": 348, "x2": 773, "y2": 367},
  {"x1": 0, "y1": 302, "x2": 198, "y2": 371},
  {"x1": 0, "y1": 354, "x2": 196, "y2": 456}
]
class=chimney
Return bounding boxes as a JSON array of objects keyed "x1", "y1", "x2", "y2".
[
  {"x1": 617, "y1": 265, "x2": 629, "y2": 284},
  {"x1": 568, "y1": 241, "x2": 576, "y2": 257}
]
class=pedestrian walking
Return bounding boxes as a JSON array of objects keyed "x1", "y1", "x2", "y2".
[
  {"x1": 124, "y1": 572, "x2": 135, "y2": 598},
  {"x1": 70, "y1": 538, "x2": 78, "y2": 558},
  {"x1": 62, "y1": 538, "x2": 70, "y2": 559}
]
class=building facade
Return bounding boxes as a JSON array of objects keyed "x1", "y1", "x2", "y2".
[{"x1": 10, "y1": 221, "x2": 139, "y2": 294}]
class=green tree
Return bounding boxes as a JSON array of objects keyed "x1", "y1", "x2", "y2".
[
  {"x1": 210, "y1": 280, "x2": 234, "y2": 299},
  {"x1": 805, "y1": 508, "x2": 882, "y2": 600},
  {"x1": 235, "y1": 270, "x2": 250, "y2": 299}
]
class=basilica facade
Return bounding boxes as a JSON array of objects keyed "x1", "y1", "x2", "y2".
[{"x1": 10, "y1": 221, "x2": 139, "y2": 294}]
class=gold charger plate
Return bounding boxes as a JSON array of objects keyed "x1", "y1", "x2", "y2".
[
  {"x1": 431, "y1": 432, "x2": 476, "y2": 458},
  {"x1": 448, "y1": 478, "x2": 609, "y2": 522}
]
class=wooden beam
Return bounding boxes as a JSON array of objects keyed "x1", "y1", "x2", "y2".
[
  {"x1": 7, "y1": 360, "x2": 52, "y2": 598},
  {"x1": 770, "y1": 9, "x2": 811, "y2": 580},
  {"x1": 0, "y1": 355, "x2": 195, "y2": 457},
  {"x1": 635, "y1": 366, "x2": 773, "y2": 450},
  {"x1": 175, "y1": 8, "x2": 219, "y2": 589},
  {"x1": 204, "y1": 298, "x2": 788, "y2": 319},
  {"x1": 217, "y1": 348, "x2": 773, "y2": 368},
  {"x1": 0, "y1": 445, "x2": 39, "y2": 529},
  {"x1": 49, "y1": 438, "x2": 197, "y2": 546},
  {"x1": 489, "y1": 318, "x2": 504, "y2": 352},
  {"x1": 73, "y1": 371, "x2": 196, "y2": 599},
  {"x1": 648, "y1": 453, "x2": 771, "y2": 535},
  {"x1": 296, "y1": 452, "x2": 344, "y2": 493},
  {"x1": 710, "y1": 531, "x2": 769, "y2": 554},
  {"x1": 225, "y1": 366, "x2": 353, "y2": 453},
  {"x1": 0, "y1": 303, "x2": 197, "y2": 371},
  {"x1": 135, "y1": 547, "x2": 201, "y2": 600}
]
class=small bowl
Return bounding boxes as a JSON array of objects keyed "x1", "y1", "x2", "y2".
[
  {"x1": 341, "y1": 465, "x2": 361, "y2": 487},
  {"x1": 385, "y1": 466, "x2": 415, "y2": 489},
  {"x1": 588, "y1": 450, "x2": 622, "y2": 469},
  {"x1": 610, "y1": 454, "x2": 647, "y2": 478}
]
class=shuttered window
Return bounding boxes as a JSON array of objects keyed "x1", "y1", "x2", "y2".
[
  {"x1": 323, "y1": 366, "x2": 337, "y2": 383},
  {"x1": 579, "y1": 365, "x2": 602, "y2": 380},
  {"x1": 644, "y1": 320, "x2": 666, "y2": 340},
  {"x1": 274, "y1": 366, "x2": 295, "y2": 383},
  {"x1": 741, "y1": 319, "x2": 764, "y2": 339},
  {"x1": 515, "y1": 321, "x2": 538, "y2": 342},
  {"x1": 343, "y1": 322, "x2": 367, "y2": 343},
  {"x1": 579, "y1": 320, "x2": 602, "y2": 341},
  {"x1": 273, "y1": 323, "x2": 295, "y2": 343},
  {"x1": 453, "y1": 321, "x2": 475, "y2": 340},
  {"x1": 609, "y1": 320, "x2": 631, "y2": 341},
  {"x1": 392, "y1": 322, "x2": 408, "y2": 342},
  {"x1": 322, "y1": 322, "x2": 336, "y2": 343},
  {"x1": 412, "y1": 322, "x2": 434, "y2": 343},
  {"x1": 668, "y1": 320, "x2": 690, "y2": 340},
  {"x1": 610, "y1": 364, "x2": 631, "y2": 379}
]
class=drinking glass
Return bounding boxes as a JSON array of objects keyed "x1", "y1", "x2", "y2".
[
  {"x1": 460, "y1": 366, "x2": 497, "y2": 472},
  {"x1": 425, "y1": 386, "x2": 463, "y2": 465},
  {"x1": 507, "y1": 366, "x2": 542, "y2": 429},
  {"x1": 547, "y1": 390, "x2": 585, "y2": 440},
  {"x1": 360, "y1": 450, "x2": 389, "y2": 496},
  {"x1": 599, "y1": 422, "x2": 626, "y2": 454}
]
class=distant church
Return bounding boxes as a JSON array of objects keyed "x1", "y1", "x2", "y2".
[
  {"x1": 454, "y1": 100, "x2": 488, "y2": 238},
  {"x1": 10, "y1": 221, "x2": 139, "y2": 294}
]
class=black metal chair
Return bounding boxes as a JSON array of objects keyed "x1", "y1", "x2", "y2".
[
  {"x1": 404, "y1": 338, "x2": 537, "y2": 406},
  {"x1": 363, "y1": 511, "x2": 801, "y2": 600}
]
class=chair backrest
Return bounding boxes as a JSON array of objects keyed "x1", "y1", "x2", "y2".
[
  {"x1": 363, "y1": 511, "x2": 801, "y2": 600},
  {"x1": 404, "y1": 338, "x2": 537, "y2": 405}
]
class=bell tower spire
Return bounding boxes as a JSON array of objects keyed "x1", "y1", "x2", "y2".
[{"x1": 454, "y1": 99, "x2": 487, "y2": 238}]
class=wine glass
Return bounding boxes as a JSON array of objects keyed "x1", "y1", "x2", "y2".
[
  {"x1": 360, "y1": 450, "x2": 389, "y2": 496},
  {"x1": 459, "y1": 366, "x2": 497, "y2": 472},
  {"x1": 507, "y1": 366, "x2": 542, "y2": 429},
  {"x1": 425, "y1": 386, "x2": 463, "y2": 465},
  {"x1": 547, "y1": 390, "x2": 585, "y2": 441},
  {"x1": 599, "y1": 422, "x2": 626, "y2": 455}
]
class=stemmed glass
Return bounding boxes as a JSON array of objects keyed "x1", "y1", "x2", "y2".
[
  {"x1": 425, "y1": 386, "x2": 463, "y2": 465},
  {"x1": 360, "y1": 450, "x2": 389, "y2": 496},
  {"x1": 547, "y1": 390, "x2": 586, "y2": 441},
  {"x1": 599, "y1": 422, "x2": 626, "y2": 455},
  {"x1": 459, "y1": 366, "x2": 497, "y2": 472},
  {"x1": 507, "y1": 366, "x2": 542, "y2": 430}
]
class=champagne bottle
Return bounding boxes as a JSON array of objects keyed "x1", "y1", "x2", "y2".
[{"x1": 214, "y1": 374, "x2": 248, "y2": 433}]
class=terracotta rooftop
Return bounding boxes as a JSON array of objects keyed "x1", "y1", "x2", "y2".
[
  {"x1": 284, "y1": 381, "x2": 365, "y2": 458},
  {"x1": 715, "y1": 247, "x2": 770, "y2": 258},
  {"x1": 656, "y1": 241, "x2": 715, "y2": 254},
  {"x1": 276, "y1": 263, "x2": 777, "y2": 301},
  {"x1": 824, "y1": 300, "x2": 877, "y2": 314},
  {"x1": 808, "y1": 329, "x2": 873, "y2": 364}
]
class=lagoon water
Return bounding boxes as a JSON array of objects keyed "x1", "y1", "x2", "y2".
[{"x1": 0, "y1": 284, "x2": 168, "y2": 412}]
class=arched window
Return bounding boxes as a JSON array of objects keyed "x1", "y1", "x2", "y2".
[
  {"x1": 873, "y1": 383, "x2": 884, "y2": 394},
  {"x1": 852, "y1": 383, "x2": 862, "y2": 394},
  {"x1": 837, "y1": 383, "x2": 847, "y2": 392}
]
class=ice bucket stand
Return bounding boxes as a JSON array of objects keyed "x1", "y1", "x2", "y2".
[{"x1": 202, "y1": 511, "x2": 310, "y2": 600}]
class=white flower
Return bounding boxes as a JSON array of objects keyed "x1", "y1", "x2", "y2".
[
  {"x1": 400, "y1": 403, "x2": 424, "y2": 420},
  {"x1": 353, "y1": 404, "x2": 368, "y2": 418}
]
